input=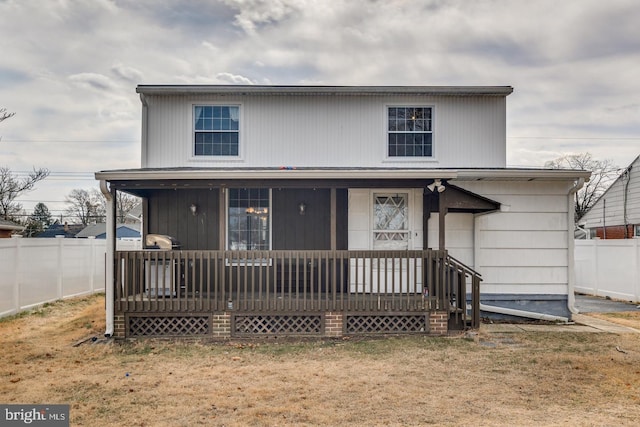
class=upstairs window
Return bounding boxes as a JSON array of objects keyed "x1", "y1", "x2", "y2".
[
  {"x1": 387, "y1": 106, "x2": 433, "y2": 157},
  {"x1": 194, "y1": 105, "x2": 239, "y2": 156}
]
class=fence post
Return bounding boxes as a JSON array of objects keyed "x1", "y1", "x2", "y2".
[
  {"x1": 593, "y1": 239, "x2": 600, "y2": 296},
  {"x1": 11, "y1": 235, "x2": 22, "y2": 315},
  {"x1": 56, "y1": 235, "x2": 64, "y2": 299},
  {"x1": 635, "y1": 239, "x2": 640, "y2": 302},
  {"x1": 88, "y1": 237, "x2": 96, "y2": 293}
]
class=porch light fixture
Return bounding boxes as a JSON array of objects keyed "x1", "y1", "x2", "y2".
[
  {"x1": 190, "y1": 203, "x2": 198, "y2": 216},
  {"x1": 298, "y1": 202, "x2": 307, "y2": 215},
  {"x1": 427, "y1": 179, "x2": 446, "y2": 193}
]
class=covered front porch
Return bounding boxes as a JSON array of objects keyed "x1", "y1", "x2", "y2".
[
  {"x1": 115, "y1": 249, "x2": 480, "y2": 337},
  {"x1": 98, "y1": 168, "x2": 497, "y2": 338}
]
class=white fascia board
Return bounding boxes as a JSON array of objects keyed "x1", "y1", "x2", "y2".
[
  {"x1": 95, "y1": 168, "x2": 590, "y2": 182},
  {"x1": 135, "y1": 85, "x2": 514, "y2": 97},
  {"x1": 455, "y1": 169, "x2": 592, "y2": 182},
  {"x1": 95, "y1": 169, "x2": 460, "y2": 181}
]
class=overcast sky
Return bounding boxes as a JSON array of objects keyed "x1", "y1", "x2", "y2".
[{"x1": 1, "y1": 0, "x2": 639, "y2": 219}]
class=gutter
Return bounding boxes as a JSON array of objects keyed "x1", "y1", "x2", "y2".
[
  {"x1": 100, "y1": 180, "x2": 115, "y2": 337},
  {"x1": 95, "y1": 167, "x2": 592, "y2": 182},
  {"x1": 140, "y1": 93, "x2": 148, "y2": 168},
  {"x1": 480, "y1": 303, "x2": 570, "y2": 323},
  {"x1": 567, "y1": 177, "x2": 586, "y2": 315}
]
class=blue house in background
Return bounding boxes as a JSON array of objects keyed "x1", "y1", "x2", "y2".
[
  {"x1": 75, "y1": 223, "x2": 141, "y2": 239},
  {"x1": 35, "y1": 223, "x2": 85, "y2": 238}
]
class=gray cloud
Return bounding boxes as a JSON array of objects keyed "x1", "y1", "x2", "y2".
[
  {"x1": 68, "y1": 73, "x2": 117, "y2": 91},
  {"x1": 1, "y1": 0, "x2": 638, "y2": 212}
]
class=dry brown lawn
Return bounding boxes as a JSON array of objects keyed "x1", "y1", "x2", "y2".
[{"x1": 2, "y1": 294, "x2": 640, "y2": 426}]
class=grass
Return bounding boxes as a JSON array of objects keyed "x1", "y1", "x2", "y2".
[{"x1": 2, "y1": 294, "x2": 640, "y2": 426}]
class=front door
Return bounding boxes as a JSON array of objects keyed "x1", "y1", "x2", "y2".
[{"x1": 373, "y1": 193, "x2": 410, "y2": 251}]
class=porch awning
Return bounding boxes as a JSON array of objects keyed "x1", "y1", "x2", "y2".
[
  {"x1": 95, "y1": 167, "x2": 591, "y2": 190},
  {"x1": 96, "y1": 167, "x2": 590, "y2": 182}
]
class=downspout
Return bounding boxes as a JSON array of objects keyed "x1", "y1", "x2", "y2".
[
  {"x1": 479, "y1": 303, "x2": 569, "y2": 323},
  {"x1": 623, "y1": 166, "x2": 632, "y2": 238},
  {"x1": 567, "y1": 177, "x2": 586, "y2": 315},
  {"x1": 100, "y1": 179, "x2": 115, "y2": 337},
  {"x1": 140, "y1": 93, "x2": 149, "y2": 168}
]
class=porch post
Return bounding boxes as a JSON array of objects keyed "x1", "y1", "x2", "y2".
[
  {"x1": 438, "y1": 192, "x2": 447, "y2": 250},
  {"x1": 219, "y1": 187, "x2": 226, "y2": 250},
  {"x1": 330, "y1": 187, "x2": 337, "y2": 250},
  {"x1": 100, "y1": 180, "x2": 116, "y2": 337}
]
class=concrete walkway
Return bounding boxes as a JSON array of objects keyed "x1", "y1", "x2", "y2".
[
  {"x1": 480, "y1": 294, "x2": 640, "y2": 334},
  {"x1": 481, "y1": 315, "x2": 639, "y2": 334}
]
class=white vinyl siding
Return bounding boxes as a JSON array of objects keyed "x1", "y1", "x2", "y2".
[
  {"x1": 454, "y1": 180, "x2": 573, "y2": 297},
  {"x1": 142, "y1": 94, "x2": 506, "y2": 169}
]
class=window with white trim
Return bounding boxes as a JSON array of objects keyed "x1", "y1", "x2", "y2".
[
  {"x1": 228, "y1": 189, "x2": 270, "y2": 250},
  {"x1": 194, "y1": 105, "x2": 239, "y2": 156},
  {"x1": 387, "y1": 106, "x2": 433, "y2": 157}
]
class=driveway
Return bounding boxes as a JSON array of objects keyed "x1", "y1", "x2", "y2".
[{"x1": 574, "y1": 293, "x2": 639, "y2": 313}]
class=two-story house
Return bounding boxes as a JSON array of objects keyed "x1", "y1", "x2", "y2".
[{"x1": 96, "y1": 85, "x2": 590, "y2": 339}]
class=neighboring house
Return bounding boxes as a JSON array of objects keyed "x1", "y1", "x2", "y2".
[
  {"x1": 0, "y1": 219, "x2": 23, "y2": 238},
  {"x1": 76, "y1": 223, "x2": 141, "y2": 239},
  {"x1": 34, "y1": 222, "x2": 85, "y2": 238},
  {"x1": 580, "y1": 154, "x2": 640, "y2": 239},
  {"x1": 96, "y1": 85, "x2": 590, "y2": 339}
]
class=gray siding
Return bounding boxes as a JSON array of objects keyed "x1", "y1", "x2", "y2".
[
  {"x1": 147, "y1": 189, "x2": 220, "y2": 250},
  {"x1": 581, "y1": 155, "x2": 640, "y2": 228},
  {"x1": 142, "y1": 94, "x2": 507, "y2": 169}
]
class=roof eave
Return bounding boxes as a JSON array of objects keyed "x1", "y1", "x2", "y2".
[
  {"x1": 96, "y1": 168, "x2": 590, "y2": 182},
  {"x1": 136, "y1": 85, "x2": 514, "y2": 97}
]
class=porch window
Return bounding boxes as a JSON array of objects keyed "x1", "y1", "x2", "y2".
[
  {"x1": 194, "y1": 105, "x2": 240, "y2": 156},
  {"x1": 373, "y1": 194, "x2": 409, "y2": 250},
  {"x1": 387, "y1": 106, "x2": 433, "y2": 157},
  {"x1": 228, "y1": 189, "x2": 270, "y2": 250}
]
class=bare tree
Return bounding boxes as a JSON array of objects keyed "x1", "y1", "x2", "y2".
[
  {"x1": 115, "y1": 192, "x2": 141, "y2": 223},
  {"x1": 1, "y1": 108, "x2": 16, "y2": 142},
  {"x1": 0, "y1": 167, "x2": 50, "y2": 221},
  {"x1": 65, "y1": 188, "x2": 140, "y2": 224},
  {"x1": 65, "y1": 188, "x2": 106, "y2": 225},
  {"x1": 545, "y1": 152, "x2": 619, "y2": 220}
]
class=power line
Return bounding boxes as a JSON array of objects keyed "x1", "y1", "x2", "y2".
[
  {"x1": 1, "y1": 139, "x2": 138, "y2": 143},
  {"x1": 508, "y1": 136, "x2": 638, "y2": 140}
]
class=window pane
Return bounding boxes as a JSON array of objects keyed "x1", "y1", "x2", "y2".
[
  {"x1": 194, "y1": 105, "x2": 240, "y2": 156},
  {"x1": 228, "y1": 189, "x2": 270, "y2": 250},
  {"x1": 387, "y1": 106, "x2": 432, "y2": 157}
]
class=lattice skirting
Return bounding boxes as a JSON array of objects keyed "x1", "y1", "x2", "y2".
[
  {"x1": 127, "y1": 315, "x2": 210, "y2": 337},
  {"x1": 345, "y1": 313, "x2": 428, "y2": 334},
  {"x1": 232, "y1": 313, "x2": 324, "y2": 337}
]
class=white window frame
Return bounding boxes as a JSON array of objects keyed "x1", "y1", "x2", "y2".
[
  {"x1": 189, "y1": 103, "x2": 244, "y2": 162},
  {"x1": 384, "y1": 104, "x2": 436, "y2": 162}
]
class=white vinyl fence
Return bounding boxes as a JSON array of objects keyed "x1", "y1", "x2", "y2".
[
  {"x1": 0, "y1": 237, "x2": 139, "y2": 318},
  {"x1": 575, "y1": 239, "x2": 640, "y2": 303}
]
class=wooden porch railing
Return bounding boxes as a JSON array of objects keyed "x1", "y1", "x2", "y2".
[{"x1": 114, "y1": 250, "x2": 482, "y2": 328}]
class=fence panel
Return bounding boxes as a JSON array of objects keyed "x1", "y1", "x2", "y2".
[
  {"x1": 575, "y1": 239, "x2": 640, "y2": 302},
  {"x1": 0, "y1": 237, "x2": 111, "y2": 318}
]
